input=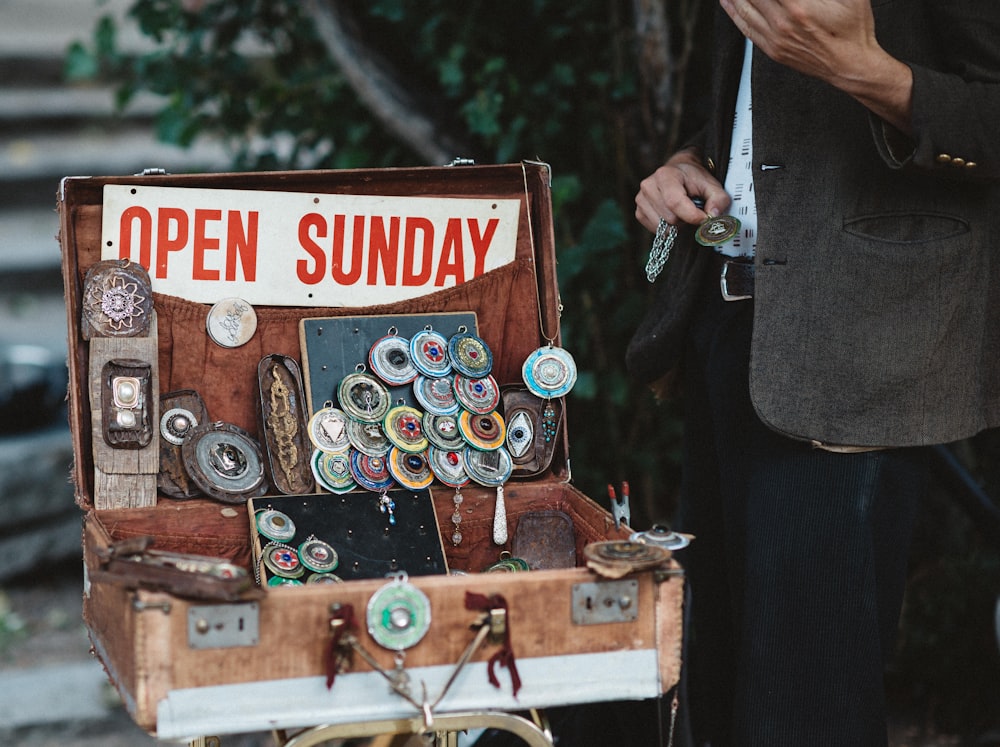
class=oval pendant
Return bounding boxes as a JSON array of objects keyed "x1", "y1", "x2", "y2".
[{"x1": 694, "y1": 214, "x2": 741, "y2": 247}]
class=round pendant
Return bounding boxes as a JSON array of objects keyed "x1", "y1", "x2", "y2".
[
  {"x1": 160, "y1": 407, "x2": 198, "y2": 445},
  {"x1": 383, "y1": 405, "x2": 429, "y2": 453},
  {"x1": 412, "y1": 375, "x2": 461, "y2": 416},
  {"x1": 262, "y1": 542, "x2": 304, "y2": 579},
  {"x1": 307, "y1": 405, "x2": 352, "y2": 453},
  {"x1": 448, "y1": 331, "x2": 493, "y2": 378},
  {"x1": 338, "y1": 372, "x2": 391, "y2": 424},
  {"x1": 206, "y1": 297, "x2": 258, "y2": 348},
  {"x1": 427, "y1": 446, "x2": 469, "y2": 488},
  {"x1": 464, "y1": 445, "x2": 513, "y2": 487},
  {"x1": 629, "y1": 525, "x2": 691, "y2": 551},
  {"x1": 694, "y1": 214, "x2": 741, "y2": 247},
  {"x1": 82, "y1": 259, "x2": 153, "y2": 338},
  {"x1": 349, "y1": 450, "x2": 396, "y2": 492},
  {"x1": 307, "y1": 572, "x2": 343, "y2": 585},
  {"x1": 311, "y1": 448, "x2": 356, "y2": 494},
  {"x1": 423, "y1": 412, "x2": 465, "y2": 451},
  {"x1": 387, "y1": 446, "x2": 434, "y2": 490},
  {"x1": 255, "y1": 508, "x2": 296, "y2": 543},
  {"x1": 298, "y1": 537, "x2": 339, "y2": 573},
  {"x1": 182, "y1": 422, "x2": 267, "y2": 503},
  {"x1": 459, "y1": 410, "x2": 506, "y2": 451},
  {"x1": 366, "y1": 575, "x2": 432, "y2": 651},
  {"x1": 453, "y1": 373, "x2": 501, "y2": 415},
  {"x1": 267, "y1": 576, "x2": 303, "y2": 587},
  {"x1": 347, "y1": 418, "x2": 391, "y2": 457},
  {"x1": 522, "y1": 345, "x2": 577, "y2": 398},
  {"x1": 409, "y1": 328, "x2": 452, "y2": 378},
  {"x1": 369, "y1": 333, "x2": 418, "y2": 386}
]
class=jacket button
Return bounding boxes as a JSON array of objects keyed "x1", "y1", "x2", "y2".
[
  {"x1": 936, "y1": 153, "x2": 952, "y2": 163},
  {"x1": 952, "y1": 157, "x2": 966, "y2": 167},
  {"x1": 707, "y1": 157, "x2": 717, "y2": 172},
  {"x1": 966, "y1": 161, "x2": 978, "y2": 169}
]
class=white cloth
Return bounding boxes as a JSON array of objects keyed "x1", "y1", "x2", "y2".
[{"x1": 717, "y1": 39, "x2": 758, "y2": 258}]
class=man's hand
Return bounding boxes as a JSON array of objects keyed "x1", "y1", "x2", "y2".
[
  {"x1": 635, "y1": 148, "x2": 731, "y2": 233},
  {"x1": 719, "y1": 0, "x2": 913, "y2": 132}
]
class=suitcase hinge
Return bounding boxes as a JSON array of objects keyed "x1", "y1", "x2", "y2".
[{"x1": 131, "y1": 597, "x2": 172, "y2": 614}]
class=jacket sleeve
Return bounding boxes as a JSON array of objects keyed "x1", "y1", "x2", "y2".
[{"x1": 872, "y1": 2, "x2": 1000, "y2": 180}]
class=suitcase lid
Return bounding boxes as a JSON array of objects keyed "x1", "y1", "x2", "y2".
[{"x1": 59, "y1": 162, "x2": 570, "y2": 511}]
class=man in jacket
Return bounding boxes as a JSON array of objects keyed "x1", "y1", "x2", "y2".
[{"x1": 630, "y1": 1, "x2": 1000, "y2": 744}]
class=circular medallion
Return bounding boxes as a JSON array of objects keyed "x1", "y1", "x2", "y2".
[
  {"x1": 366, "y1": 576, "x2": 432, "y2": 651},
  {"x1": 298, "y1": 537, "x2": 339, "y2": 573},
  {"x1": 369, "y1": 333, "x2": 418, "y2": 386},
  {"x1": 312, "y1": 448, "x2": 356, "y2": 494},
  {"x1": 583, "y1": 540, "x2": 672, "y2": 574},
  {"x1": 522, "y1": 345, "x2": 578, "y2": 398},
  {"x1": 448, "y1": 331, "x2": 493, "y2": 378},
  {"x1": 267, "y1": 576, "x2": 303, "y2": 587},
  {"x1": 338, "y1": 372, "x2": 391, "y2": 424},
  {"x1": 347, "y1": 418, "x2": 391, "y2": 457},
  {"x1": 453, "y1": 373, "x2": 501, "y2": 415},
  {"x1": 308, "y1": 405, "x2": 351, "y2": 453},
  {"x1": 409, "y1": 328, "x2": 452, "y2": 378},
  {"x1": 412, "y1": 375, "x2": 460, "y2": 416},
  {"x1": 423, "y1": 412, "x2": 465, "y2": 451},
  {"x1": 262, "y1": 542, "x2": 304, "y2": 579},
  {"x1": 387, "y1": 447, "x2": 434, "y2": 490},
  {"x1": 350, "y1": 450, "x2": 396, "y2": 492},
  {"x1": 383, "y1": 405, "x2": 429, "y2": 453},
  {"x1": 82, "y1": 259, "x2": 152, "y2": 338},
  {"x1": 206, "y1": 297, "x2": 258, "y2": 348},
  {"x1": 458, "y1": 410, "x2": 506, "y2": 451},
  {"x1": 160, "y1": 407, "x2": 198, "y2": 446},
  {"x1": 630, "y1": 525, "x2": 691, "y2": 551},
  {"x1": 427, "y1": 446, "x2": 469, "y2": 488},
  {"x1": 255, "y1": 508, "x2": 296, "y2": 543},
  {"x1": 694, "y1": 214, "x2": 742, "y2": 247},
  {"x1": 182, "y1": 422, "x2": 267, "y2": 503},
  {"x1": 464, "y1": 445, "x2": 513, "y2": 487}
]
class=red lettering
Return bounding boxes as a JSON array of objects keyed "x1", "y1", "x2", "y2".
[
  {"x1": 192, "y1": 209, "x2": 222, "y2": 281},
  {"x1": 434, "y1": 218, "x2": 465, "y2": 286},
  {"x1": 226, "y1": 210, "x2": 258, "y2": 282},
  {"x1": 402, "y1": 217, "x2": 434, "y2": 286},
  {"x1": 331, "y1": 214, "x2": 363, "y2": 285},
  {"x1": 368, "y1": 216, "x2": 400, "y2": 286},
  {"x1": 468, "y1": 218, "x2": 500, "y2": 277},
  {"x1": 155, "y1": 207, "x2": 189, "y2": 279},
  {"x1": 118, "y1": 206, "x2": 153, "y2": 269},
  {"x1": 297, "y1": 213, "x2": 326, "y2": 285}
]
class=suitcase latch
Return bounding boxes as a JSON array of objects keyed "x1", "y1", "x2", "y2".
[
  {"x1": 187, "y1": 602, "x2": 260, "y2": 649},
  {"x1": 571, "y1": 580, "x2": 639, "y2": 625}
]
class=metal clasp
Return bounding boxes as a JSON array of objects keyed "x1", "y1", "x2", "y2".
[{"x1": 720, "y1": 260, "x2": 753, "y2": 302}]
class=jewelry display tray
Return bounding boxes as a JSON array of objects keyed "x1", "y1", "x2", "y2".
[{"x1": 59, "y1": 163, "x2": 683, "y2": 741}]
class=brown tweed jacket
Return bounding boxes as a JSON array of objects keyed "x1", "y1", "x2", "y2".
[{"x1": 629, "y1": 0, "x2": 1000, "y2": 447}]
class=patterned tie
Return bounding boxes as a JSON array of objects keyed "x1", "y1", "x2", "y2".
[{"x1": 717, "y1": 39, "x2": 758, "y2": 258}]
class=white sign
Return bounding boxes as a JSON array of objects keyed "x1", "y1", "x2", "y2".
[{"x1": 101, "y1": 185, "x2": 520, "y2": 306}]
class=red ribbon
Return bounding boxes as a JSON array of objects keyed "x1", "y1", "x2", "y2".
[
  {"x1": 464, "y1": 590, "x2": 522, "y2": 697},
  {"x1": 324, "y1": 604, "x2": 356, "y2": 689}
]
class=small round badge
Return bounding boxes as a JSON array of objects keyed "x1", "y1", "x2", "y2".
[
  {"x1": 522, "y1": 345, "x2": 578, "y2": 399},
  {"x1": 422, "y1": 412, "x2": 466, "y2": 451},
  {"x1": 160, "y1": 407, "x2": 198, "y2": 445},
  {"x1": 369, "y1": 332, "x2": 418, "y2": 386},
  {"x1": 427, "y1": 446, "x2": 469, "y2": 488},
  {"x1": 448, "y1": 330, "x2": 493, "y2": 378},
  {"x1": 387, "y1": 447, "x2": 434, "y2": 490},
  {"x1": 413, "y1": 375, "x2": 460, "y2": 416},
  {"x1": 347, "y1": 418, "x2": 391, "y2": 457},
  {"x1": 409, "y1": 328, "x2": 452, "y2": 378},
  {"x1": 262, "y1": 542, "x2": 304, "y2": 579},
  {"x1": 338, "y1": 372, "x2": 391, "y2": 424},
  {"x1": 182, "y1": 421, "x2": 267, "y2": 503},
  {"x1": 383, "y1": 405, "x2": 429, "y2": 453},
  {"x1": 312, "y1": 449, "x2": 356, "y2": 494},
  {"x1": 458, "y1": 410, "x2": 506, "y2": 451},
  {"x1": 366, "y1": 574, "x2": 432, "y2": 651},
  {"x1": 298, "y1": 537, "x2": 339, "y2": 573},
  {"x1": 350, "y1": 451, "x2": 396, "y2": 492},
  {"x1": 464, "y1": 445, "x2": 513, "y2": 487},
  {"x1": 206, "y1": 297, "x2": 257, "y2": 348},
  {"x1": 453, "y1": 373, "x2": 501, "y2": 415},
  {"x1": 308, "y1": 405, "x2": 352, "y2": 453},
  {"x1": 694, "y1": 214, "x2": 742, "y2": 247},
  {"x1": 255, "y1": 508, "x2": 296, "y2": 542}
]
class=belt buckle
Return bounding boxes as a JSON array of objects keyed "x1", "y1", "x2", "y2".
[{"x1": 720, "y1": 260, "x2": 752, "y2": 302}]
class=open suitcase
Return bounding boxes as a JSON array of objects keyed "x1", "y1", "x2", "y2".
[{"x1": 58, "y1": 162, "x2": 683, "y2": 744}]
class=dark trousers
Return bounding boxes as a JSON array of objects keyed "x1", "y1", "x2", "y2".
[{"x1": 677, "y1": 284, "x2": 926, "y2": 746}]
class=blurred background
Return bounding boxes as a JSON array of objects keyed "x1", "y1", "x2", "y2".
[{"x1": 0, "y1": 1, "x2": 997, "y2": 744}]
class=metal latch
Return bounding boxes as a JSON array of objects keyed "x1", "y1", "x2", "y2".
[
  {"x1": 571, "y1": 580, "x2": 638, "y2": 625},
  {"x1": 187, "y1": 603, "x2": 260, "y2": 649}
]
